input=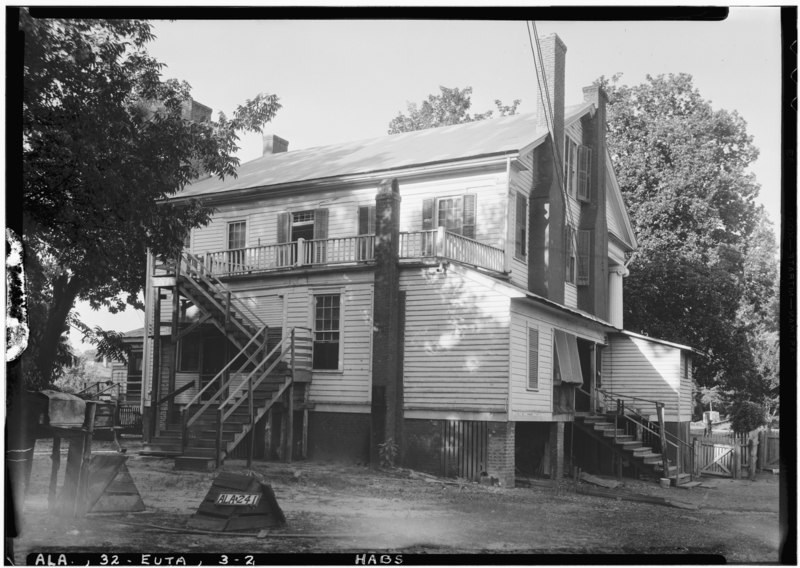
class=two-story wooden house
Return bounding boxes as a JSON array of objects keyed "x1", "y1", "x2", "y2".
[{"x1": 139, "y1": 34, "x2": 695, "y2": 486}]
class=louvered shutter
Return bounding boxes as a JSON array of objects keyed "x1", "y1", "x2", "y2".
[
  {"x1": 577, "y1": 229, "x2": 591, "y2": 286},
  {"x1": 462, "y1": 194, "x2": 476, "y2": 239},
  {"x1": 565, "y1": 226, "x2": 575, "y2": 283},
  {"x1": 358, "y1": 205, "x2": 375, "y2": 235},
  {"x1": 313, "y1": 208, "x2": 329, "y2": 263},
  {"x1": 515, "y1": 193, "x2": 527, "y2": 259},
  {"x1": 422, "y1": 198, "x2": 434, "y2": 231},
  {"x1": 577, "y1": 145, "x2": 592, "y2": 202},
  {"x1": 277, "y1": 212, "x2": 291, "y2": 243},
  {"x1": 528, "y1": 328, "x2": 539, "y2": 389}
]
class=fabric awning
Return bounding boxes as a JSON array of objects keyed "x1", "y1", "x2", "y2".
[{"x1": 554, "y1": 330, "x2": 584, "y2": 385}]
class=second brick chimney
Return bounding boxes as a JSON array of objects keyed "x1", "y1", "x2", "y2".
[{"x1": 263, "y1": 134, "x2": 289, "y2": 155}]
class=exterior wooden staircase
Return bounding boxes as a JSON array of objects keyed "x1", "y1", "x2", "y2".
[
  {"x1": 574, "y1": 388, "x2": 693, "y2": 486},
  {"x1": 141, "y1": 252, "x2": 312, "y2": 470}
]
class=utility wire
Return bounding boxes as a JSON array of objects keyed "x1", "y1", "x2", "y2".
[{"x1": 526, "y1": 21, "x2": 576, "y2": 235}]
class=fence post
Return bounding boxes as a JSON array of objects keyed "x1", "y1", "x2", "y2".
[
  {"x1": 656, "y1": 403, "x2": 669, "y2": 479},
  {"x1": 749, "y1": 436, "x2": 758, "y2": 481},
  {"x1": 758, "y1": 430, "x2": 766, "y2": 471},
  {"x1": 732, "y1": 441, "x2": 741, "y2": 479}
]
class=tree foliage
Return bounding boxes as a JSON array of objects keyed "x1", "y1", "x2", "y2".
[
  {"x1": 20, "y1": 11, "x2": 281, "y2": 389},
  {"x1": 601, "y1": 73, "x2": 779, "y2": 410},
  {"x1": 388, "y1": 86, "x2": 520, "y2": 134}
]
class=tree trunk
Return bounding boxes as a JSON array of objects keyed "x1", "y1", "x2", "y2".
[{"x1": 35, "y1": 271, "x2": 84, "y2": 387}]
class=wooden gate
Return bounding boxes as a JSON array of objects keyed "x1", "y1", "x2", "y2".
[
  {"x1": 758, "y1": 429, "x2": 780, "y2": 470},
  {"x1": 442, "y1": 420, "x2": 488, "y2": 481},
  {"x1": 692, "y1": 433, "x2": 748, "y2": 478}
]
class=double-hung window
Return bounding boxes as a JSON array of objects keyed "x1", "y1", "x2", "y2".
[
  {"x1": 227, "y1": 221, "x2": 247, "y2": 272},
  {"x1": 421, "y1": 194, "x2": 477, "y2": 239},
  {"x1": 313, "y1": 294, "x2": 341, "y2": 370}
]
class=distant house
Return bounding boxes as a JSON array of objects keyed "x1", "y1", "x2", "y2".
[
  {"x1": 139, "y1": 34, "x2": 695, "y2": 483},
  {"x1": 110, "y1": 328, "x2": 146, "y2": 408}
]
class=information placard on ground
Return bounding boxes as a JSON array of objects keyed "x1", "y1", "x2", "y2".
[{"x1": 188, "y1": 472, "x2": 286, "y2": 531}]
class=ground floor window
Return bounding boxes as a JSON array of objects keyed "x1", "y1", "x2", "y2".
[{"x1": 313, "y1": 294, "x2": 341, "y2": 370}]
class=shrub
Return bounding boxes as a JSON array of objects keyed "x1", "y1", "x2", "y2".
[{"x1": 729, "y1": 400, "x2": 766, "y2": 434}]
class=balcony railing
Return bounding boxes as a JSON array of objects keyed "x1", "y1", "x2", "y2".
[
  {"x1": 400, "y1": 228, "x2": 506, "y2": 273},
  {"x1": 199, "y1": 229, "x2": 505, "y2": 277}
]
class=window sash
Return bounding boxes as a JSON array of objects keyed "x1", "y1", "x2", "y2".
[
  {"x1": 313, "y1": 294, "x2": 341, "y2": 370},
  {"x1": 227, "y1": 221, "x2": 246, "y2": 250}
]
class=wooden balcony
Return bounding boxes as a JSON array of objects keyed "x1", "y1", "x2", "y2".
[{"x1": 194, "y1": 229, "x2": 506, "y2": 278}]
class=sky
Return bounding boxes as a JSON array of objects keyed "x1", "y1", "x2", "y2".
[{"x1": 69, "y1": 8, "x2": 786, "y2": 349}]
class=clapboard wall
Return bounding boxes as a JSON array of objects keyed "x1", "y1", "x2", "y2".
[
  {"x1": 602, "y1": 334, "x2": 689, "y2": 422},
  {"x1": 400, "y1": 266, "x2": 511, "y2": 412},
  {"x1": 508, "y1": 298, "x2": 606, "y2": 420}
]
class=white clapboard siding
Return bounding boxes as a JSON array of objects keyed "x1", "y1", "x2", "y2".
[
  {"x1": 564, "y1": 282, "x2": 578, "y2": 309},
  {"x1": 401, "y1": 267, "x2": 510, "y2": 411},
  {"x1": 192, "y1": 185, "x2": 380, "y2": 254},
  {"x1": 281, "y1": 272, "x2": 374, "y2": 405},
  {"x1": 508, "y1": 151, "x2": 531, "y2": 290},
  {"x1": 509, "y1": 299, "x2": 606, "y2": 419},
  {"x1": 602, "y1": 334, "x2": 685, "y2": 421},
  {"x1": 398, "y1": 168, "x2": 508, "y2": 248}
]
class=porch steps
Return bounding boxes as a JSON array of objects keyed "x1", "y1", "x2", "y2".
[{"x1": 574, "y1": 414, "x2": 688, "y2": 484}]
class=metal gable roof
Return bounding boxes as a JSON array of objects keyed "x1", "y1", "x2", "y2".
[{"x1": 177, "y1": 103, "x2": 593, "y2": 199}]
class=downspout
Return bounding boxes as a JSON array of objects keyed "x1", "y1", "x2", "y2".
[
  {"x1": 504, "y1": 155, "x2": 512, "y2": 416},
  {"x1": 503, "y1": 155, "x2": 512, "y2": 275}
]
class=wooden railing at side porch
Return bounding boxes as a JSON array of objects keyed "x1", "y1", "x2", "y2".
[{"x1": 399, "y1": 227, "x2": 506, "y2": 273}]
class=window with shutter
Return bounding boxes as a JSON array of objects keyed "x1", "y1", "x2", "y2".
[
  {"x1": 577, "y1": 145, "x2": 592, "y2": 202},
  {"x1": 577, "y1": 230, "x2": 591, "y2": 286},
  {"x1": 430, "y1": 195, "x2": 478, "y2": 238},
  {"x1": 515, "y1": 193, "x2": 527, "y2": 260},
  {"x1": 528, "y1": 327, "x2": 539, "y2": 390}
]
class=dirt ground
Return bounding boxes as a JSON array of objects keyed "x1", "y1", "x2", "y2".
[{"x1": 10, "y1": 437, "x2": 786, "y2": 564}]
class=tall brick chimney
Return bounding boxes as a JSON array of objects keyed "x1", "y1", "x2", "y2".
[
  {"x1": 370, "y1": 178, "x2": 403, "y2": 467},
  {"x1": 263, "y1": 134, "x2": 289, "y2": 155},
  {"x1": 534, "y1": 33, "x2": 567, "y2": 162},
  {"x1": 529, "y1": 33, "x2": 568, "y2": 302}
]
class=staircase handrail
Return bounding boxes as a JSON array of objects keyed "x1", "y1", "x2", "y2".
[
  {"x1": 182, "y1": 323, "x2": 269, "y2": 428},
  {"x1": 218, "y1": 336, "x2": 289, "y2": 422},
  {"x1": 76, "y1": 382, "x2": 121, "y2": 400},
  {"x1": 155, "y1": 381, "x2": 195, "y2": 407},
  {"x1": 182, "y1": 252, "x2": 265, "y2": 332},
  {"x1": 595, "y1": 387, "x2": 664, "y2": 409}
]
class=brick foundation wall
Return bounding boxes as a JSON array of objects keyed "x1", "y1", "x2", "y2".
[
  {"x1": 403, "y1": 418, "x2": 516, "y2": 486},
  {"x1": 307, "y1": 411, "x2": 371, "y2": 463},
  {"x1": 487, "y1": 422, "x2": 516, "y2": 487}
]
